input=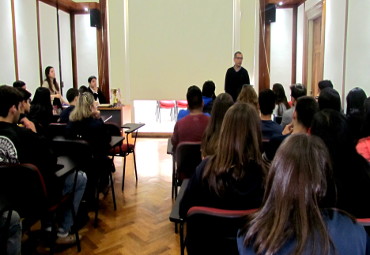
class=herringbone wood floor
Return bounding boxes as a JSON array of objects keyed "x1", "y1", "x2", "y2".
[{"x1": 59, "y1": 138, "x2": 182, "y2": 255}]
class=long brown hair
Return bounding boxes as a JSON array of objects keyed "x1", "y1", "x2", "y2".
[
  {"x1": 236, "y1": 85, "x2": 258, "y2": 111},
  {"x1": 202, "y1": 103, "x2": 263, "y2": 196},
  {"x1": 44, "y1": 66, "x2": 60, "y2": 93},
  {"x1": 201, "y1": 93, "x2": 234, "y2": 157},
  {"x1": 243, "y1": 134, "x2": 333, "y2": 255}
]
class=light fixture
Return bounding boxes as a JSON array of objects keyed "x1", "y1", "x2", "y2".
[
  {"x1": 278, "y1": 1, "x2": 283, "y2": 6},
  {"x1": 84, "y1": 7, "x2": 89, "y2": 12}
]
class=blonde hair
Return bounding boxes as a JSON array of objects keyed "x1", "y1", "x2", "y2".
[
  {"x1": 237, "y1": 85, "x2": 258, "y2": 111},
  {"x1": 69, "y1": 92, "x2": 99, "y2": 122}
]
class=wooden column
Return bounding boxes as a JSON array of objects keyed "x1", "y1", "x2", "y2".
[
  {"x1": 11, "y1": 0, "x2": 19, "y2": 80},
  {"x1": 259, "y1": 0, "x2": 271, "y2": 92},
  {"x1": 70, "y1": 13, "x2": 78, "y2": 89},
  {"x1": 291, "y1": 6, "x2": 298, "y2": 84}
]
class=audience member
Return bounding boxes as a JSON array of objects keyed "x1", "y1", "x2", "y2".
[
  {"x1": 201, "y1": 93, "x2": 233, "y2": 157},
  {"x1": 264, "y1": 96, "x2": 318, "y2": 163},
  {"x1": 66, "y1": 92, "x2": 112, "y2": 202},
  {"x1": 0, "y1": 210, "x2": 22, "y2": 255},
  {"x1": 272, "y1": 83, "x2": 290, "y2": 118},
  {"x1": 280, "y1": 84, "x2": 307, "y2": 129},
  {"x1": 346, "y1": 87, "x2": 367, "y2": 143},
  {"x1": 171, "y1": 86, "x2": 210, "y2": 150},
  {"x1": 202, "y1": 80, "x2": 216, "y2": 114},
  {"x1": 318, "y1": 79, "x2": 333, "y2": 95},
  {"x1": 357, "y1": 97, "x2": 370, "y2": 162},
  {"x1": 12, "y1": 80, "x2": 26, "y2": 90},
  {"x1": 236, "y1": 85, "x2": 258, "y2": 111},
  {"x1": 0, "y1": 85, "x2": 86, "y2": 244},
  {"x1": 311, "y1": 109, "x2": 370, "y2": 218},
  {"x1": 238, "y1": 134, "x2": 368, "y2": 255},
  {"x1": 28, "y1": 87, "x2": 53, "y2": 135},
  {"x1": 180, "y1": 103, "x2": 264, "y2": 218},
  {"x1": 177, "y1": 86, "x2": 211, "y2": 121},
  {"x1": 59, "y1": 88, "x2": 79, "y2": 123},
  {"x1": 258, "y1": 89, "x2": 283, "y2": 140},
  {"x1": 41, "y1": 66, "x2": 68, "y2": 112},
  {"x1": 318, "y1": 87, "x2": 341, "y2": 111},
  {"x1": 225, "y1": 51, "x2": 250, "y2": 101},
  {"x1": 78, "y1": 85, "x2": 88, "y2": 95},
  {"x1": 16, "y1": 88, "x2": 36, "y2": 133},
  {"x1": 87, "y1": 76, "x2": 107, "y2": 104}
]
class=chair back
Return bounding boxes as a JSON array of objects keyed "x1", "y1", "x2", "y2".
[
  {"x1": 185, "y1": 206, "x2": 257, "y2": 255},
  {"x1": 175, "y1": 142, "x2": 202, "y2": 180},
  {"x1": 104, "y1": 122, "x2": 122, "y2": 137},
  {"x1": 47, "y1": 123, "x2": 67, "y2": 139},
  {"x1": 0, "y1": 164, "x2": 47, "y2": 221}
]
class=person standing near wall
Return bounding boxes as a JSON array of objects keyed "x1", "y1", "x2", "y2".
[
  {"x1": 87, "y1": 76, "x2": 107, "y2": 104},
  {"x1": 224, "y1": 51, "x2": 250, "y2": 102}
]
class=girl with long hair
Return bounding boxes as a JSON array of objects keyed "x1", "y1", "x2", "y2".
[
  {"x1": 29, "y1": 87, "x2": 53, "y2": 135},
  {"x1": 272, "y1": 83, "x2": 290, "y2": 117},
  {"x1": 236, "y1": 85, "x2": 258, "y2": 111},
  {"x1": 238, "y1": 134, "x2": 368, "y2": 255},
  {"x1": 42, "y1": 66, "x2": 68, "y2": 112}
]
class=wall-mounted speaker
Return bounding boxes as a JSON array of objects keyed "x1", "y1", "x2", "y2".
[
  {"x1": 265, "y1": 4, "x2": 276, "y2": 23},
  {"x1": 90, "y1": 9, "x2": 101, "y2": 28}
]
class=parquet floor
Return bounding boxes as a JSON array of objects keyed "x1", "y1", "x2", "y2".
[{"x1": 59, "y1": 138, "x2": 182, "y2": 255}]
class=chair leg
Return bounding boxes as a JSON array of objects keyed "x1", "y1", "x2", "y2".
[
  {"x1": 110, "y1": 172, "x2": 117, "y2": 211},
  {"x1": 70, "y1": 205, "x2": 81, "y2": 252},
  {"x1": 122, "y1": 156, "x2": 127, "y2": 191},
  {"x1": 180, "y1": 223, "x2": 185, "y2": 255},
  {"x1": 94, "y1": 179, "x2": 100, "y2": 228},
  {"x1": 133, "y1": 151, "x2": 138, "y2": 182},
  {"x1": 171, "y1": 156, "x2": 176, "y2": 199}
]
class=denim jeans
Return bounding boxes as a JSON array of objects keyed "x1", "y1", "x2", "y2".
[{"x1": 0, "y1": 210, "x2": 21, "y2": 255}]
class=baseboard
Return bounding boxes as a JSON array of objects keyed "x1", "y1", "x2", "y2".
[{"x1": 137, "y1": 132, "x2": 172, "y2": 138}]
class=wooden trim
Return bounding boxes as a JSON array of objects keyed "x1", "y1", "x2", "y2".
[
  {"x1": 36, "y1": 0, "x2": 43, "y2": 84},
  {"x1": 291, "y1": 6, "x2": 298, "y2": 84},
  {"x1": 70, "y1": 14, "x2": 78, "y2": 89},
  {"x1": 258, "y1": 0, "x2": 271, "y2": 92},
  {"x1": 302, "y1": 10, "x2": 308, "y2": 86},
  {"x1": 341, "y1": 0, "x2": 349, "y2": 106},
  {"x1": 11, "y1": 0, "x2": 19, "y2": 80},
  {"x1": 319, "y1": 0, "x2": 326, "y2": 84},
  {"x1": 38, "y1": 0, "x2": 98, "y2": 13},
  {"x1": 56, "y1": 3, "x2": 63, "y2": 94}
]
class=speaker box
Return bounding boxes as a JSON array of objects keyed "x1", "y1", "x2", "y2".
[
  {"x1": 265, "y1": 4, "x2": 276, "y2": 23},
  {"x1": 90, "y1": 9, "x2": 101, "y2": 28}
]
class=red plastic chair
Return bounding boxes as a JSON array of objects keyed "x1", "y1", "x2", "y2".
[{"x1": 156, "y1": 100, "x2": 176, "y2": 122}]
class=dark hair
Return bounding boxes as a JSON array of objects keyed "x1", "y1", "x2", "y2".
[
  {"x1": 78, "y1": 85, "x2": 88, "y2": 94},
  {"x1": 186, "y1": 85, "x2": 203, "y2": 110},
  {"x1": 295, "y1": 96, "x2": 319, "y2": 129},
  {"x1": 202, "y1": 80, "x2": 216, "y2": 99},
  {"x1": 201, "y1": 93, "x2": 234, "y2": 157},
  {"x1": 0, "y1": 85, "x2": 22, "y2": 117},
  {"x1": 362, "y1": 97, "x2": 370, "y2": 137},
  {"x1": 203, "y1": 103, "x2": 263, "y2": 196},
  {"x1": 242, "y1": 134, "x2": 333, "y2": 255},
  {"x1": 44, "y1": 66, "x2": 60, "y2": 92},
  {"x1": 290, "y1": 84, "x2": 307, "y2": 99},
  {"x1": 29, "y1": 87, "x2": 53, "y2": 129},
  {"x1": 13, "y1": 80, "x2": 26, "y2": 89},
  {"x1": 318, "y1": 87, "x2": 341, "y2": 112},
  {"x1": 16, "y1": 88, "x2": 31, "y2": 101},
  {"x1": 346, "y1": 87, "x2": 367, "y2": 116},
  {"x1": 234, "y1": 51, "x2": 242, "y2": 58},
  {"x1": 66, "y1": 88, "x2": 79, "y2": 103},
  {"x1": 88, "y1": 76, "x2": 97, "y2": 84},
  {"x1": 318, "y1": 80, "x2": 333, "y2": 91},
  {"x1": 258, "y1": 89, "x2": 276, "y2": 115},
  {"x1": 272, "y1": 83, "x2": 290, "y2": 112}
]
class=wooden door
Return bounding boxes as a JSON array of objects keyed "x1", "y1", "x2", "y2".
[{"x1": 311, "y1": 16, "x2": 323, "y2": 96}]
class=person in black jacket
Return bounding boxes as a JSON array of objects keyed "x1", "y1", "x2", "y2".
[
  {"x1": 87, "y1": 76, "x2": 107, "y2": 104},
  {"x1": 224, "y1": 51, "x2": 250, "y2": 101}
]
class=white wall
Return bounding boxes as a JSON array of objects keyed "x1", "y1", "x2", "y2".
[
  {"x1": 345, "y1": 0, "x2": 370, "y2": 97},
  {"x1": 0, "y1": 0, "x2": 16, "y2": 85},
  {"x1": 323, "y1": 0, "x2": 347, "y2": 96},
  {"x1": 59, "y1": 10, "x2": 73, "y2": 94},
  {"x1": 270, "y1": 8, "x2": 293, "y2": 94},
  {"x1": 296, "y1": 4, "x2": 304, "y2": 84},
  {"x1": 39, "y1": 2, "x2": 60, "y2": 86},
  {"x1": 75, "y1": 14, "x2": 99, "y2": 87},
  {"x1": 14, "y1": 0, "x2": 40, "y2": 94}
]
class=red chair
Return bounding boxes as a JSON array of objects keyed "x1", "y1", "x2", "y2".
[
  {"x1": 176, "y1": 100, "x2": 188, "y2": 118},
  {"x1": 156, "y1": 100, "x2": 176, "y2": 122}
]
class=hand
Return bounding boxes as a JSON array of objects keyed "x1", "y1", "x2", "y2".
[
  {"x1": 19, "y1": 117, "x2": 37, "y2": 133},
  {"x1": 282, "y1": 123, "x2": 293, "y2": 135},
  {"x1": 54, "y1": 93, "x2": 62, "y2": 99}
]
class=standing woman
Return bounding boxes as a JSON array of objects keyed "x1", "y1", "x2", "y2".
[{"x1": 42, "y1": 66, "x2": 68, "y2": 113}]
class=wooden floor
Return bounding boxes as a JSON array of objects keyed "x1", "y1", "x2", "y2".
[{"x1": 59, "y1": 138, "x2": 182, "y2": 255}]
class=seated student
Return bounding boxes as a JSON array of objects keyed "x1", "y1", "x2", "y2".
[
  {"x1": 272, "y1": 83, "x2": 290, "y2": 119},
  {"x1": 264, "y1": 96, "x2": 319, "y2": 163},
  {"x1": 236, "y1": 85, "x2": 258, "y2": 111},
  {"x1": 16, "y1": 88, "x2": 36, "y2": 133},
  {"x1": 238, "y1": 134, "x2": 368, "y2": 255},
  {"x1": 318, "y1": 87, "x2": 341, "y2": 111},
  {"x1": 87, "y1": 76, "x2": 107, "y2": 104},
  {"x1": 59, "y1": 88, "x2": 79, "y2": 123},
  {"x1": 201, "y1": 80, "x2": 216, "y2": 114},
  {"x1": 12, "y1": 80, "x2": 26, "y2": 90},
  {"x1": 28, "y1": 87, "x2": 53, "y2": 135},
  {"x1": 258, "y1": 89, "x2": 283, "y2": 140},
  {"x1": 66, "y1": 92, "x2": 112, "y2": 201},
  {"x1": 357, "y1": 97, "x2": 370, "y2": 162},
  {"x1": 311, "y1": 109, "x2": 370, "y2": 218},
  {"x1": 201, "y1": 93, "x2": 233, "y2": 157},
  {"x1": 180, "y1": 103, "x2": 265, "y2": 218},
  {"x1": 177, "y1": 86, "x2": 211, "y2": 121},
  {"x1": 0, "y1": 210, "x2": 22, "y2": 255},
  {"x1": 317, "y1": 79, "x2": 333, "y2": 96},
  {"x1": 280, "y1": 84, "x2": 307, "y2": 129},
  {"x1": 0, "y1": 85, "x2": 87, "y2": 244},
  {"x1": 78, "y1": 85, "x2": 88, "y2": 95},
  {"x1": 346, "y1": 87, "x2": 367, "y2": 143},
  {"x1": 172, "y1": 86, "x2": 210, "y2": 150}
]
